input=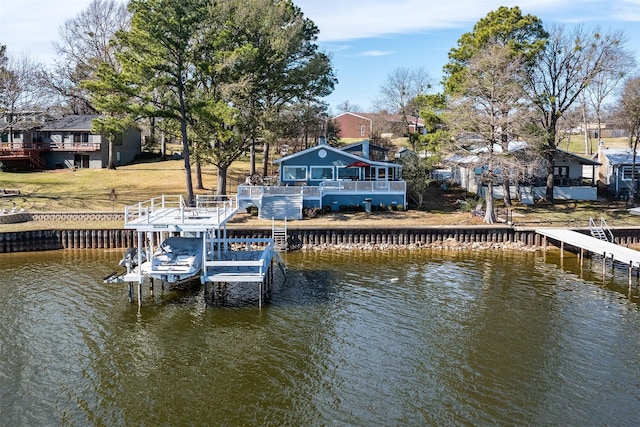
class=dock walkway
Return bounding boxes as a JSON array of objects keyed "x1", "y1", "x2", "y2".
[{"x1": 536, "y1": 227, "x2": 640, "y2": 268}]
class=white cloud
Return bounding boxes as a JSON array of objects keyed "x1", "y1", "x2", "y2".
[
  {"x1": 295, "y1": 0, "x2": 635, "y2": 42},
  {"x1": 360, "y1": 50, "x2": 393, "y2": 57}
]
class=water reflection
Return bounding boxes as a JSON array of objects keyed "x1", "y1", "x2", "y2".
[{"x1": 0, "y1": 249, "x2": 639, "y2": 425}]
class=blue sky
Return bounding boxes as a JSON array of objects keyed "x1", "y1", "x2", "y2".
[{"x1": 2, "y1": 0, "x2": 640, "y2": 113}]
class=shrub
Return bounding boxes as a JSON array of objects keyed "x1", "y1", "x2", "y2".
[
  {"x1": 456, "y1": 196, "x2": 482, "y2": 213},
  {"x1": 303, "y1": 207, "x2": 319, "y2": 218}
]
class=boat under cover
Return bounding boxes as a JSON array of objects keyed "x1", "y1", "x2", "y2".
[{"x1": 148, "y1": 236, "x2": 203, "y2": 283}]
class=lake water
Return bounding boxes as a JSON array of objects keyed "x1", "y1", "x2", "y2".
[{"x1": 1, "y1": 248, "x2": 639, "y2": 426}]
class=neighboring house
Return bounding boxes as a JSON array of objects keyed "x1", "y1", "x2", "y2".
[
  {"x1": 332, "y1": 112, "x2": 373, "y2": 139},
  {"x1": 596, "y1": 145, "x2": 640, "y2": 199},
  {"x1": 333, "y1": 112, "x2": 423, "y2": 139},
  {"x1": 0, "y1": 115, "x2": 142, "y2": 170},
  {"x1": 237, "y1": 139, "x2": 406, "y2": 220},
  {"x1": 446, "y1": 142, "x2": 600, "y2": 203}
]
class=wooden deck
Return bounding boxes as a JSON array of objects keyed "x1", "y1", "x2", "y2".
[{"x1": 536, "y1": 228, "x2": 640, "y2": 268}]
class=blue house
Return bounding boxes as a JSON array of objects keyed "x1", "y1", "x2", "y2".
[
  {"x1": 237, "y1": 140, "x2": 406, "y2": 219},
  {"x1": 596, "y1": 146, "x2": 640, "y2": 199}
]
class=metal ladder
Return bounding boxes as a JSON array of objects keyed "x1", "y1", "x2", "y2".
[
  {"x1": 589, "y1": 217, "x2": 614, "y2": 242},
  {"x1": 272, "y1": 218, "x2": 288, "y2": 250}
]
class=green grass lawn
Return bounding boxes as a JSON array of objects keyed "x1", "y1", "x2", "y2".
[{"x1": 0, "y1": 157, "x2": 254, "y2": 212}]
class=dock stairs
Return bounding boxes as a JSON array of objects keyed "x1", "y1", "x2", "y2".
[
  {"x1": 259, "y1": 194, "x2": 302, "y2": 220},
  {"x1": 589, "y1": 217, "x2": 614, "y2": 242},
  {"x1": 272, "y1": 218, "x2": 288, "y2": 273}
]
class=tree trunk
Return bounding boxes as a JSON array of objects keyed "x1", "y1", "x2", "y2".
[
  {"x1": 107, "y1": 137, "x2": 116, "y2": 170},
  {"x1": 249, "y1": 138, "x2": 256, "y2": 176},
  {"x1": 484, "y1": 181, "x2": 496, "y2": 224},
  {"x1": 502, "y1": 176, "x2": 512, "y2": 207},
  {"x1": 544, "y1": 148, "x2": 555, "y2": 203},
  {"x1": 217, "y1": 163, "x2": 228, "y2": 196},
  {"x1": 630, "y1": 140, "x2": 639, "y2": 206},
  {"x1": 177, "y1": 84, "x2": 194, "y2": 206},
  {"x1": 161, "y1": 131, "x2": 166, "y2": 158},
  {"x1": 262, "y1": 142, "x2": 270, "y2": 177},
  {"x1": 149, "y1": 116, "x2": 156, "y2": 150},
  {"x1": 195, "y1": 159, "x2": 203, "y2": 190}
]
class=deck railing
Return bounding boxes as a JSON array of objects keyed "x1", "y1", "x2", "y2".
[
  {"x1": 237, "y1": 180, "x2": 405, "y2": 201},
  {"x1": 0, "y1": 141, "x2": 101, "y2": 151},
  {"x1": 124, "y1": 194, "x2": 238, "y2": 226},
  {"x1": 320, "y1": 180, "x2": 406, "y2": 193}
]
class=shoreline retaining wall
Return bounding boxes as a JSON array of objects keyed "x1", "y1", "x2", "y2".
[{"x1": 3, "y1": 226, "x2": 640, "y2": 253}]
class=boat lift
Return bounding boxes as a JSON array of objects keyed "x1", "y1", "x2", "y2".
[{"x1": 105, "y1": 194, "x2": 284, "y2": 307}]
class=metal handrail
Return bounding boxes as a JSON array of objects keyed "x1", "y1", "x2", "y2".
[{"x1": 589, "y1": 217, "x2": 614, "y2": 242}]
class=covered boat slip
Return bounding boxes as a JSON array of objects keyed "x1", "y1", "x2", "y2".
[
  {"x1": 111, "y1": 194, "x2": 282, "y2": 307},
  {"x1": 204, "y1": 238, "x2": 277, "y2": 283}
]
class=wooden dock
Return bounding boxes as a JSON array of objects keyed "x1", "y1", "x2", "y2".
[{"x1": 536, "y1": 227, "x2": 640, "y2": 284}]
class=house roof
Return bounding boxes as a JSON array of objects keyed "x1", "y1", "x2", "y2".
[
  {"x1": 272, "y1": 142, "x2": 398, "y2": 168},
  {"x1": 447, "y1": 140, "x2": 529, "y2": 164},
  {"x1": 556, "y1": 149, "x2": 601, "y2": 166},
  {"x1": 445, "y1": 143, "x2": 600, "y2": 166},
  {"x1": 40, "y1": 115, "x2": 102, "y2": 131},
  {"x1": 332, "y1": 112, "x2": 373, "y2": 122},
  {"x1": 599, "y1": 148, "x2": 640, "y2": 165},
  {"x1": 332, "y1": 112, "x2": 424, "y2": 127},
  {"x1": 341, "y1": 140, "x2": 390, "y2": 153}
]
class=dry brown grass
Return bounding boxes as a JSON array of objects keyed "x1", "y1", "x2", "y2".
[{"x1": 2, "y1": 143, "x2": 640, "y2": 232}]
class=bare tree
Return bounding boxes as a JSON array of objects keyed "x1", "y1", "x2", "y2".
[
  {"x1": 44, "y1": 0, "x2": 129, "y2": 114},
  {"x1": 0, "y1": 54, "x2": 48, "y2": 137},
  {"x1": 526, "y1": 25, "x2": 632, "y2": 202},
  {"x1": 375, "y1": 66, "x2": 432, "y2": 144},
  {"x1": 447, "y1": 43, "x2": 532, "y2": 224},
  {"x1": 584, "y1": 46, "x2": 635, "y2": 153},
  {"x1": 616, "y1": 75, "x2": 640, "y2": 205},
  {"x1": 335, "y1": 100, "x2": 361, "y2": 114}
]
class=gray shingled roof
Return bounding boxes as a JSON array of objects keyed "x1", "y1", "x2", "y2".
[{"x1": 40, "y1": 115, "x2": 102, "y2": 131}]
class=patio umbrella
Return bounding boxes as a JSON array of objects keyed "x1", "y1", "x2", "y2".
[{"x1": 345, "y1": 161, "x2": 370, "y2": 168}]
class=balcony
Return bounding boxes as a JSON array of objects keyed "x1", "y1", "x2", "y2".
[{"x1": 0, "y1": 140, "x2": 101, "y2": 152}]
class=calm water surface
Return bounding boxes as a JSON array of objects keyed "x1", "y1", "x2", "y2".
[{"x1": 0, "y1": 248, "x2": 639, "y2": 426}]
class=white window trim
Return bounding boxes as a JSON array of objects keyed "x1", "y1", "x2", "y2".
[
  {"x1": 282, "y1": 165, "x2": 307, "y2": 181},
  {"x1": 310, "y1": 166, "x2": 334, "y2": 181},
  {"x1": 337, "y1": 166, "x2": 359, "y2": 180},
  {"x1": 621, "y1": 165, "x2": 640, "y2": 181}
]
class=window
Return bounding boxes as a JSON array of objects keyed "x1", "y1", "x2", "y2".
[
  {"x1": 554, "y1": 166, "x2": 569, "y2": 177},
  {"x1": 621, "y1": 166, "x2": 640, "y2": 181},
  {"x1": 282, "y1": 166, "x2": 307, "y2": 181},
  {"x1": 360, "y1": 125, "x2": 365, "y2": 136},
  {"x1": 338, "y1": 167, "x2": 358, "y2": 180},
  {"x1": 310, "y1": 166, "x2": 333, "y2": 180},
  {"x1": 73, "y1": 132, "x2": 90, "y2": 143}
]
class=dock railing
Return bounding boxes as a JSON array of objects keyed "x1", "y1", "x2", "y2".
[
  {"x1": 589, "y1": 217, "x2": 614, "y2": 242},
  {"x1": 124, "y1": 194, "x2": 238, "y2": 226}
]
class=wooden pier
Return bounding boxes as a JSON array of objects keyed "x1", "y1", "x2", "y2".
[{"x1": 536, "y1": 227, "x2": 640, "y2": 285}]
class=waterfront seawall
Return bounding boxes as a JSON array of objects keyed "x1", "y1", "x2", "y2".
[{"x1": 3, "y1": 226, "x2": 640, "y2": 253}]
